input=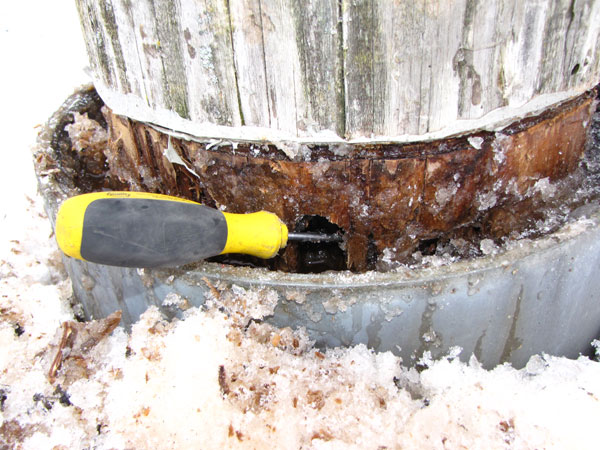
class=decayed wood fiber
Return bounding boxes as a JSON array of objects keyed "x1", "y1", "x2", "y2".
[{"x1": 100, "y1": 91, "x2": 596, "y2": 271}]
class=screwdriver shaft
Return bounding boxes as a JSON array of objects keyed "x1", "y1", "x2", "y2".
[{"x1": 288, "y1": 232, "x2": 342, "y2": 243}]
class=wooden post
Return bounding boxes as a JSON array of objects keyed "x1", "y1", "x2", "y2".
[
  {"x1": 74, "y1": 0, "x2": 600, "y2": 271},
  {"x1": 75, "y1": 0, "x2": 599, "y2": 141}
]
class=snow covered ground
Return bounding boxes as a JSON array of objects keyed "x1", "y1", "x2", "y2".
[{"x1": 2, "y1": 1, "x2": 600, "y2": 449}]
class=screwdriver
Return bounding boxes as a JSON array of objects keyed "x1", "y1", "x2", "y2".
[{"x1": 55, "y1": 191, "x2": 341, "y2": 268}]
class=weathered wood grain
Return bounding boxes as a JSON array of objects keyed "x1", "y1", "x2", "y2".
[
  {"x1": 115, "y1": 0, "x2": 167, "y2": 111},
  {"x1": 75, "y1": 0, "x2": 115, "y2": 90},
  {"x1": 176, "y1": 0, "x2": 240, "y2": 125},
  {"x1": 227, "y1": 0, "x2": 270, "y2": 127},
  {"x1": 372, "y1": 1, "x2": 466, "y2": 136},
  {"x1": 290, "y1": 0, "x2": 343, "y2": 136},
  {"x1": 342, "y1": 0, "x2": 375, "y2": 136},
  {"x1": 255, "y1": 0, "x2": 305, "y2": 133},
  {"x1": 227, "y1": 0, "x2": 343, "y2": 135},
  {"x1": 75, "y1": 0, "x2": 600, "y2": 140}
]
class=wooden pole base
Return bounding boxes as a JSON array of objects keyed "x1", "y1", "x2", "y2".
[{"x1": 98, "y1": 89, "x2": 597, "y2": 272}]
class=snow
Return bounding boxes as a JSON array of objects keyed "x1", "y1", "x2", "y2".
[{"x1": 2, "y1": 1, "x2": 600, "y2": 448}]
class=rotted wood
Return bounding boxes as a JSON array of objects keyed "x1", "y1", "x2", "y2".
[
  {"x1": 101, "y1": 89, "x2": 597, "y2": 272},
  {"x1": 76, "y1": 0, "x2": 600, "y2": 140}
]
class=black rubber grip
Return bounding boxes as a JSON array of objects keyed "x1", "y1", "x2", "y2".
[{"x1": 80, "y1": 198, "x2": 228, "y2": 267}]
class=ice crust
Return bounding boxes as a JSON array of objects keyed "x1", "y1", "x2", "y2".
[
  {"x1": 65, "y1": 112, "x2": 108, "y2": 153},
  {"x1": 2, "y1": 195, "x2": 600, "y2": 449}
]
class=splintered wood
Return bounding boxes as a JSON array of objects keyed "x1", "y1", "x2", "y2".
[
  {"x1": 101, "y1": 91, "x2": 597, "y2": 271},
  {"x1": 46, "y1": 311, "x2": 122, "y2": 385}
]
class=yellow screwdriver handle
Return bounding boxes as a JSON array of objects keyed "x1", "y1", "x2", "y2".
[
  {"x1": 55, "y1": 191, "x2": 288, "y2": 268},
  {"x1": 222, "y1": 210, "x2": 288, "y2": 258}
]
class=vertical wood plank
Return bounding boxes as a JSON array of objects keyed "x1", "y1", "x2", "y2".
[
  {"x1": 376, "y1": 1, "x2": 417, "y2": 135},
  {"x1": 115, "y1": 0, "x2": 166, "y2": 112},
  {"x1": 425, "y1": 1, "x2": 467, "y2": 132},
  {"x1": 374, "y1": 1, "x2": 411, "y2": 136},
  {"x1": 537, "y1": 0, "x2": 572, "y2": 92},
  {"x1": 560, "y1": 0, "x2": 600, "y2": 90},
  {"x1": 455, "y1": 0, "x2": 514, "y2": 119},
  {"x1": 177, "y1": 0, "x2": 240, "y2": 126},
  {"x1": 257, "y1": 0, "x2": 304, "y2": 135},
  {"x1": 290, "y1": 0, "x2": 343, "y2": 136},
  {"x1": 151, "y1": 0, "x2": 190, "y2": 119},
  {"x1": 96, "y1": 0, "x2": 132, "y2": 94},
  {"x1": 75, "y1": 0, "x2": 115, "y2": 89},
  {"x1": 455, "y1": 0, "x2": 489, "y2": 118},
  {"x1": 107, "y1": 0, "x2": 148, "y2": 101},
  {"x1": 374, "y1": 1, "x2": 466, "y2": 136},
  {"x1": 343, "y1": 0, "x2": 375, "y2": 138},
  {"x1": 227, "y1": 0, "x2": 270, "y2": 127},
  {"x1": 491, "y1": 0, "x2": 550, "y2": 108}
]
